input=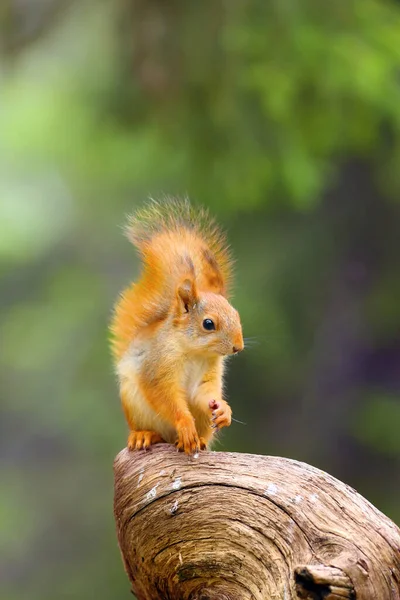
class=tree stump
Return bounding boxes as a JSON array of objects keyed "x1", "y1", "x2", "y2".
[{"x1": 113, "y1": 446, "x2": 400, "y2": 599}]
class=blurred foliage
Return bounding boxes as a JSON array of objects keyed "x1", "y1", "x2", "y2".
[
  {"x1": 1, "y1": 1, "x2": 400, "y2": 598},
  {"x1": 352, "y1": 392, "x2": 400, "y2": 456}
]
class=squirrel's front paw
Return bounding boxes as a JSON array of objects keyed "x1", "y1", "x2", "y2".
[
  {"x1": 210, "y1": 399, "x2": 232, "y2": 431},
  {"x1": 175, "y1": 417, "x2": 201, "y2": 455},
  {"x1": 127, "y1": 430, "x2": 164, "y2": 451}
]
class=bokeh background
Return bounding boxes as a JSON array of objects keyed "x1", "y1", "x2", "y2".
[{"x1": 1, "y1": 1, "x2": 400, "y2": 598}]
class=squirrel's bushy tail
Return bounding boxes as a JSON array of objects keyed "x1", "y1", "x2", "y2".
[
  {"x1": 125, "y1": 197, "x2": 233, "y2": 296},
  {"x1": 110, "y1": 197, "x2": 234, "y2": 358}
]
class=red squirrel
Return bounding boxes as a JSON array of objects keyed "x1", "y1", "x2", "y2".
[{"x1": 110, "y1": 198, "x2": 244, "y2": 454}]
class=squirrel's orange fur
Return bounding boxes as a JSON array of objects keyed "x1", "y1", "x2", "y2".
[{"x1": 110, "y1": 198, "x2": 243, "y2": 454}]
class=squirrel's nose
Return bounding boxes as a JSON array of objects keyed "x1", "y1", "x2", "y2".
[{"x1": 232, "y1": 344, "x2": 243, "y2": 354}]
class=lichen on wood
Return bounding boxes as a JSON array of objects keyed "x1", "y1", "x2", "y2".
[{"x1": 114, "y1": 446, "x2": 400, "y2": 600}]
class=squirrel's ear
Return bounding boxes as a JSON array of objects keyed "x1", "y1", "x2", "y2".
[{"x1": 177, "y1": 278, "x2": 198, "y2": 313}]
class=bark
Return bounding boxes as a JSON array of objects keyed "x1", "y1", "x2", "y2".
[{"x1": 114, "y1": 445, "x2": 400, "y2": 600}]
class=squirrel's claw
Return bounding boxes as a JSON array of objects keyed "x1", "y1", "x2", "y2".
[
  {"x1": 127, "y1": 430, "x2": 164, "y2": 451},
  {"x1": 199, "y1": 437, "x2": 208, "y2": 450}
]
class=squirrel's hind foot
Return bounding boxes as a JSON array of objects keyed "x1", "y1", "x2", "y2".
[{"x1": 127, "y1": 430, "x2": 165, "y2": 451}]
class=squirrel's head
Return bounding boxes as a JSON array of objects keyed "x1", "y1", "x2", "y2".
[{"x1": 173, "y1": 279, "x2": 244, "y2": 356}]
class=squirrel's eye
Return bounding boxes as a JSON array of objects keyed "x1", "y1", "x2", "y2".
[{"x1": 203, "y1": 318, "x2": 215, "y2": 331}]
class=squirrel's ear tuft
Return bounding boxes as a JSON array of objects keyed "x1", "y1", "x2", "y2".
[{"x1": 177, "y1": 278, "x2": 198, "y2": 313}]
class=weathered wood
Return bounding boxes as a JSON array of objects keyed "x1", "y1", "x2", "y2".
[{"x1": 114, "y1": 445, "x2": 400, "y2": 600}]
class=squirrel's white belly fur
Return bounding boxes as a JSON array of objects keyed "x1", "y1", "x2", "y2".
[
  {"x1": 117, "y1": 344, "x2": 209, "y2": 444},
  {"x1": 183, "y1": 357, "x2": 209, "y2": 404}
]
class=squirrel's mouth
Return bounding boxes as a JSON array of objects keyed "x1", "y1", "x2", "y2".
[{"x1": 216, "y1": 349, "x2": 234, "y2": 357}]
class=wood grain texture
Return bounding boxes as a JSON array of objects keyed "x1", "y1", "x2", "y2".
[{"x1": 114, "y1": 446, "x2": 400, "y2": 600}]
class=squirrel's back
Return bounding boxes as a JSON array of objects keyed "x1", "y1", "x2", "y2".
[{"x1": 110, "y1": 198, "x2": 233, "y2": 359}]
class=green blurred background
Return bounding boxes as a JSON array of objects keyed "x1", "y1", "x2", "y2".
[{"x1": 1, "y1": 1, "x2": 400, "y2": 598}]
